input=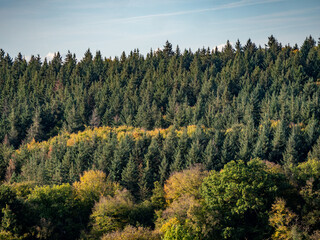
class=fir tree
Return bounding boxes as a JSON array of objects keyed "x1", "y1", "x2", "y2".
[
  {"x1": 121, "y1": 155, "x2": 139, "y2": 197},
  {"x1": 159, "y1": 155, "x2": 169, "y2": 185},
  {"x1": 253, "y1": 117, "x2": 271, "y2": 160},
  {"x1": 89, "y1": 108, "x2": 101, "y2": 128},
  {"x1": 110, "y1": 135, "x2": 133, "y2": 182},
  {"x1": 26, "y1": 107, "x2": 43, "y2": 143},
  {"x1": 270, "y1": 120, "x2": 287, "y2": 163},
  {"x1": 186, "y1": 140, "x2": 202, "y2": 167}
]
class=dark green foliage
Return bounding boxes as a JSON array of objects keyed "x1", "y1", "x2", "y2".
[
  {"x1": 27, "y1": 184, "x2": 86, "y2": 240},
  {"x1": 110, "y1": 135, "x2": 133, "y2": 182},
  {"x1": 0, "y1": 36, "x2": 319, "y2": 239},
  {"x1": 253, "y1": 115, "x2": 271, "y2": 160},
  {"x1": 0, "y1": 36, "x2": 318, "y2": 150},
  {"x1": 170, "y1": 129, "x2": 190, "y2": 172},
  {"x1": 270, "y1": 120, "x2": 287, "y2": 163},
  {"x1": 121, "y1": 155, "x2": 139, "y2": 197},
  {"x1": 221, "y1": 126, "x2": 240, "y2": 164},
  {"x1": 1, "y1": 35, "x2": 319, "y2": 190},
  {"x1": 26, "y1": 107, "x2": 43, "y2": 143},
  {"x1": 201, "y1": 159, "x2": 288, "y2": 239}
]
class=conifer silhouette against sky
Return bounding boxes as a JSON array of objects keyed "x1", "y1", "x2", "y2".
[{"x1": 1, "y1": 0, "x2": 319, "y2": 60}]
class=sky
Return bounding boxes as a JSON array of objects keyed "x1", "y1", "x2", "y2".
[{"x1": 0, "y1": 0, "x2": 319, "y2": 61}]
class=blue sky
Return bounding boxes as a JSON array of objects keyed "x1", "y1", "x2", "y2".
[{"x1": 0, "y1": 0, "x2": 319, "y2": 61}]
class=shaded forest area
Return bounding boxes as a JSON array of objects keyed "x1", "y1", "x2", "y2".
[{"x1": 0, "y1": 36, "x2": 320, "y2": 239}]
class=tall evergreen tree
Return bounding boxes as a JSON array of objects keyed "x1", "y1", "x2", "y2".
[
  {"x1": 110, "y1": 135, "x2": 133, "y2": 182},
  {"x1": 253, "y1": 117, "x2": 271, "y2": 160},
  {"x1": 26, "y1": 107, "x2": 43, "y2": 143},
  {"x1": 270, "y1": 120, "x2": 287, "y2": 163},
  {"x1": 121, "y1": 155, "x2": 139, "y2": 197}
]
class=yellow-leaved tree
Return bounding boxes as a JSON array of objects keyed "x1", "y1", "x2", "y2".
[
  {"x1": 269, "y1": 198, "x2": 298, "y2": 240},
  {"x1": 158, "y1": 165, "x2": 209, "y2": 239},
  {"x1": 164, "y1": 164, "x2": 208, "y2": 204},
  {"x1": 73, "y1": 170, "x2": 120, "y2": 205}
]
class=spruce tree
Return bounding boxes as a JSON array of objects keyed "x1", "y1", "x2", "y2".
[
  {"x1": 26, "y1": 107, "x2": 43, "y2": 143},
  {"x1": 7, "y1": 110, "x2": 19, "y2": 147},
  {"x1": 159, "y1": 155, "x2": 169, "y2": 185},
  {"x1": 162, "y1": 127, "x2": 178, "y2": 167},
  {"x1": 110, "y1": 135, "x2": 133, "y2": 182},
  {"x1": 89, "y1": 108, "x2": 101, "y2": 128},
  {"x1": 283, "y1": 126, "x2": 299, "y2": 165},
  {"x1": 143, "y1": 135, "x2": 161, "y2": 183},
  {"x1": 170, "y1": 149, "x2": 183, "y2": 173},
  {"x1": 270, "y1": 120, "x2": 287, "y2": 163},
  {"x1": 239, "y1": 116, "x2": 256, "y2": 162},
  {"x1": 221, "y1": 127, "x2": 239, "y2": 164},
  {"x1": 170, "y1": 128, "x2": 189, "y2": 172},
  {"x1": 121, "y1": 155, "x2": 139, "y2": 197},
  {"x1": 186, "y1": 140, "x2": 202, "y2": 167},
  {"x1": 139, "y1": 158, "x2": 152, "y2": 200},
  {"x1": 308, "y1": 136, "x2": 320, "y2": 160},
  {"x1": 204, "y1": 137, "x2": 220, "y2": 171},
  {"x1": 253, "y1": 117, "x2": 271, "y2": 160}
]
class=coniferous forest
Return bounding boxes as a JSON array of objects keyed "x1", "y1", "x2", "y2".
[{"x1": 0, "y1": 36, "x2": 320, "y2": 239}]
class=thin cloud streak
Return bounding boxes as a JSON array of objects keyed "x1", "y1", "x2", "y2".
[
  {"x1": 203, "y1": 7, "x2": 320, "y2": 30},
  {"x1": 240, "y1": 6, "x2": 320, "y2": 22},
  {"x1": 98, "y1": 0, "x2": 284, "y2": 24}
]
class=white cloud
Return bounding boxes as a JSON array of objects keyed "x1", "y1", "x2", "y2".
[
  {"x1": 216, "y1": 44, "x2": 226, "y2": 52},
  {"x1": 216, "y1": 42, "x2": 234, "y2": 52},
  {"x1": 45, "y1": 52, "x2": 55, "y2": 61},
  {"x1": 23, "y1": 55, "x2": 31, "y2": 62}
]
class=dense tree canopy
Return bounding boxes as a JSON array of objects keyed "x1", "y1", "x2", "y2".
[{"x1": 0, "y1": 36, "x2": 320, "y2": 239}]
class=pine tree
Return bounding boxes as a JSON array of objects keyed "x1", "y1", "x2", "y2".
[
  {"x1": 139, "y1": 158, "x2": 152, "y2": 200},
  {"x1": 110, "y1": 135, "x2": 133, "y2": 182},
  {"x1": 305, "y1": 115, "x2": 319, "y2": 146},
  {"x1": 239, "y1": 116, "x2": 255, "y2": 162},
  {"x1": 89, "y1": 108, "x2": 101, "y2": 128},
  {"x1": 163, "y1": 40, "x2": 174, "y2": 57},
  {"x1": 121, "y1": 155, "x2": 139, "y2": 197},
  {"x1": 61, "y1": 148, "x2": 73, "y2": 183},
  {"x1": 170, "y1": 128, "x2": 189, "y2": 172},
  {"x1": 270, "y1": 120, "x2": 287, "y2": 163},
  {"x1": 221, "y1": 127, "x2": 239, "y2": 164},
  {"x1": 7, "y1": 109, "x2": 19, "y2": 147},
  {"x1": 92, "y1": 136, "x2": 116, "y2": 175},
  {"x1": 159, "y1": 155, "x2": 169, "y2": 185},
  {"x1": 26, "y1": 107, "x2": 43, "y2": 142},
  {"x1": 162, "y1": 127, "x2": 178, "y2": 167},
  {"x1": 253, "y1": 117, "x2": 271, "y2": 160},
  {"x1": 170, "y1": 149, "x2": 183, "y2": 173},
  {"x1": 186, "y1": 140, "x2": 202, "y2": 167},
  {"x1": 283, "y1": 126, "x2": 299, "y2": 165},
  {"x1": 143, "y1": 135, "x2": 161, "y2": 183},
  {"x1": 204, "y1": 134, "x2": 223, "y2": 171},
  {"x1": 308, "y1": 137, "x2": 320, "y2": 160},
  {"x1": 283, "y1": 125, "x2": 305, "y2": 165},
  {"x1": 0, "y1": 141, "x2": 13, "y2": 181},
  {"x1": 65, "y1": 104, "x2": 83, "y2": 133}
]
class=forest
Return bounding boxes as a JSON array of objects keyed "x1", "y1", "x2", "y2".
[{"x1": 0, "y1": 35, "x2": 319, "y2": 239}]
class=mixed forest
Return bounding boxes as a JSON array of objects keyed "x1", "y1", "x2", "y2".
[{"x1": 0, "y1": 35, "x2": 320, "y2": 239}]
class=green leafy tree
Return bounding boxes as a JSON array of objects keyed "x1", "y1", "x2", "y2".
[
  {"x1": 27, "y1": 184, "x2": 84, "y2": 240},
  {"x1": 201, "y1": 159, "x2": 287, "y2": 239},
  {"x1": 89, "y1": 189, "x2": 134, "y2": 238}
]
